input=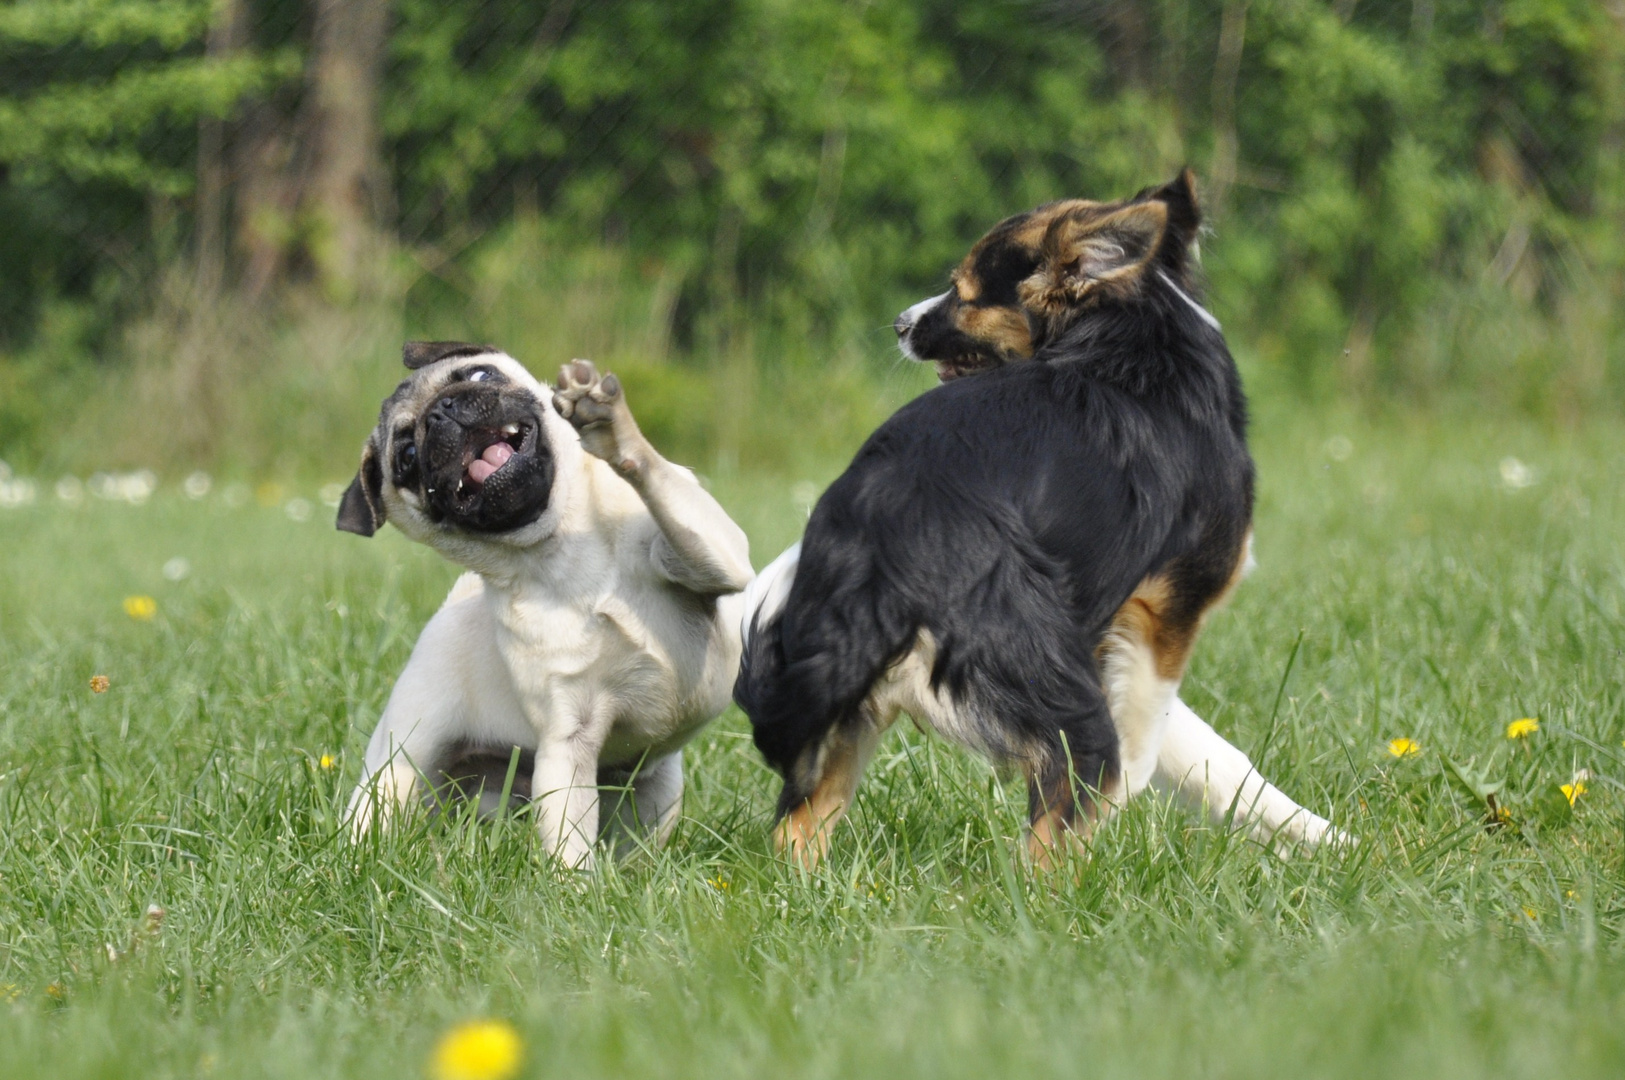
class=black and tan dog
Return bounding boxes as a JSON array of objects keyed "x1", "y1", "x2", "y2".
[{"x1": 737, "y1": 172, "x2": 1342, "y2": 868}]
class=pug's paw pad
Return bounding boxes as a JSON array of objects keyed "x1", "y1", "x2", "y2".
[{"x1": 552, "y1": 359, "x2": 641, "y2": 470}]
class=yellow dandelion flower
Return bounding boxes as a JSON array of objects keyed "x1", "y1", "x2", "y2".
[
  {"x1": 1561, "y1": 780, "x2": 1586, "y2": 807},
  {"x1": 319, "y1": 753, "x2": 336, "y2": 770},
  {"x1": 45, "y1": 983, "x2": 65, "y2": 1000},
  {"x1": 123, "y1": 595, "x2": 157, "y2": 621},
  {"x1": 1, "y1": 983, "x2": 20, "y2": 1002},
  {"x1": 1505, "y1": 718, "x2": 1539, "y2": 739},
  {"x1": 1387, "y1": 737, "x2": 1420, "y2": 758},
  {"x1": 707, "y1": 876, "x2": 730, "y2": 891},
  {"x1": 1522, "y1": 906, "x2": 1538, "y2": 921},
  {"x1": 431, "y1": 1019, "x2": 523, "y2": 1080},
  {"x1": 89, "y1": 675, "x2": 110, "y2": 694}
]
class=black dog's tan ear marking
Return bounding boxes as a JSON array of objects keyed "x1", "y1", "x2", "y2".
[
  {"x1": 402, "y1": 340, "x2": 495, "y2": 370},
  {"x1": 1053, "y1": 201, "x2": 1168, "y2": 285},
  {"x1": 336, "y1": 442, "x2": 385, "y2": 536},
  {"x1": 1023, "y1": 201, "x2": 1169, "y2": 313}
]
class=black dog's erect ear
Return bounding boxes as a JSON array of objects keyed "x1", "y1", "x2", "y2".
[
  {"x1": 335, "y1": 443, "x2": 385, "y2": 537},
  {"x1": 402, "y1": 340, "x2": 496, "y2": 370},
  {"x1": 1148, "y1": 168, "x2": 1202, "y2": 241}
]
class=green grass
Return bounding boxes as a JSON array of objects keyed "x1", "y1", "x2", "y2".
[{"x1": 2, "y1": 405, "x2": 1624, "y2": 1078}]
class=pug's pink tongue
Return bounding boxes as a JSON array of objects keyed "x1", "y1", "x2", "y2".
[{"x1": 467, "y1": 441, "x2": 514, "y2": 484}]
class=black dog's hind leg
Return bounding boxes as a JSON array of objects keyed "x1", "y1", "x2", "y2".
[{"x1": 1020, "y1": 689, "x2": 1121, "y2": 870}]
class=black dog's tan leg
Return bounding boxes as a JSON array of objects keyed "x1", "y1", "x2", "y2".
[
  {"x1": 553, "y1": 360, "x2": 752, "y2": 595},
  {"x1": 775, "y1": 717, "x2": 885, "y2": 871},
  {"x1": 1025, "y1": 749, "x2": 1122, "y2": 871},
  {"x1": 1018, "y1": 683, "x2": 1121, "y2": 871}
]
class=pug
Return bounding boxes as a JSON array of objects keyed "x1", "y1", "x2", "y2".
[{"x1": 337, "y1": 341, "x2": 752, "y2": 869}]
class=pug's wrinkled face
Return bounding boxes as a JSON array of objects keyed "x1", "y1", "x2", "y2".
[{"x1": 337, "y1": 343, "x2": 559, "y2": 541}]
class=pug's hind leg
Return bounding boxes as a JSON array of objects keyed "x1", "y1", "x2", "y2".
[
  {"x1": 345, "y1": 756, "x2": 423, "y2": 839},
  {"x1": 631, "y1": 751, "x2": 685, "y2": 848},
  {"x1": 599, "y1": 752, "x2": 684, "y2": 860},
  {"x1": 348, "y1": 723, "x2": 487, "y2": 838}
]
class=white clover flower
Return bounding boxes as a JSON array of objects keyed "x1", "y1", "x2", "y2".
[
  {"x1": 121, "y1": 470, "x2": 156, "y2": 505},
  {"x1": 1499, "y1": 457, "x2": 1535, "y2": 490},
  {"x1": 0, "y1": 477, "x2": 37, "y2": 508}
]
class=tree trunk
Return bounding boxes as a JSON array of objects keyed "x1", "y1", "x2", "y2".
[
  {"x1": 195, "y1": 0, "x2": 251, "y2": 296},
  {"x1": 304, "y1": 0, "x2": 392, "y2": 292},
  {"x1": 1104, "y1": 1, "x2": 1150, "y2": 90},
  {"x1": 1209, "y1": 0, "x2": 1249, "y2": 219}
]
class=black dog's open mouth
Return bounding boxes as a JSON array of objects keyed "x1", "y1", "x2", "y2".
[
  {"x1": 934, "y1": 356, "x2": 1000, "y2": 383},
  {"x1": 452, "y1": 421, "x2": 533, "y2": 508}
]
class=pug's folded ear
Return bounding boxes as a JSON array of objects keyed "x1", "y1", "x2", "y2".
[{"x1": 336, "y1": 442, "x2": 385, "y2": 537}]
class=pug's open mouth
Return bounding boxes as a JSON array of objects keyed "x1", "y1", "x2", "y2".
[{"x1": 452, "y1": 421, "x2": 535, "y2": 507}]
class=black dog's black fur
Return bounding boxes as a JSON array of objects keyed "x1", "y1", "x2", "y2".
[{"x1": 735, "y1": 172, "x2": 1253, "y2": 845}]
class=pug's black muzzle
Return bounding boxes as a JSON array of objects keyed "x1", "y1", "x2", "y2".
[{"x1": 419, "y1": 384, "x2": 553, "y2": 533}]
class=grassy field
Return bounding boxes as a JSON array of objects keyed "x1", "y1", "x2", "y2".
[{"x1": 2, "y1": 402, "x2": 1623, "y2": 1078}]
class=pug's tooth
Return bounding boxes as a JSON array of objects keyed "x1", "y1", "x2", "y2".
[{"x1": 502, "y1": 424, "x2": 520, "y2": 436}]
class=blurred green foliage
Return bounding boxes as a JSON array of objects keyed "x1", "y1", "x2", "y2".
[{"x1": 0, "y1": 0, "x2": 1621, "y2": 472}]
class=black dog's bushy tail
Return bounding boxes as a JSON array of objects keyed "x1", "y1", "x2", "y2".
[
  {"x1": 734, "y1": 539, "x2": 915, "y2": 788},
  {"x1": 732, "y1": 601, "x2": 791, "y2": 755}
]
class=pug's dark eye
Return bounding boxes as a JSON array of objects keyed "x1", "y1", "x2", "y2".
[
  {"x1": 467, "y1": 370, "x2": 490, "y2": 382},
  {"x1": 393, "y1": 439, "x2": 419, "y2": 487}
]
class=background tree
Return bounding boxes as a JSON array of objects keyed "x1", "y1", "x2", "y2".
[{"x1": 0, "y1": 0, "x2": 1619, "y2": 432}]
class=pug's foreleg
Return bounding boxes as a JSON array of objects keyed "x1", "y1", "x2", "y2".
[
  {"x1": 531, "y1": 736, "x2": 603, "y2": 871},
  {"x1": 554, "y1": 359, "x2": 751, "y2": 595}
]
